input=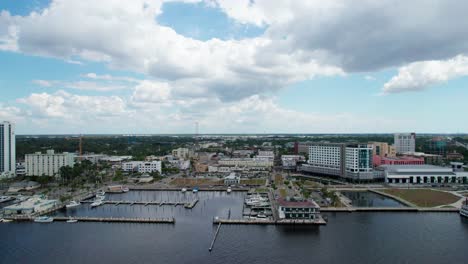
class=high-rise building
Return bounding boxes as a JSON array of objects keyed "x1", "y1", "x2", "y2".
[
  {"x1": 370, "y1": 142, "x2": 396, "y2": 158},
  {"x1": 0, "y1": 121, "x2": 16, "y2": 178},
  {"x1": 394, "y1": 133, "x2": 416, "y2": 153},
  {"x1": 300, "y1": 143, "x2": 373, "y2": 181}
]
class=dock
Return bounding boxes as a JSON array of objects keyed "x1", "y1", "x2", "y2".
[
  {"x1": 80, "y1": 200, "x2": 197, "y2": 207},
  {"x1": 184, "y1": 199, "x2": 199, "y2": 209},
  {"x1": 52, "y1": 217, "x2": 175, "y2": 223},
  {"x1": 213, "y1": 217, "x2": 327, "y2": 225},
  {"x1": 208, "y1": 223, "x2": 222, "y2": 251},
  {"x1": 321, "y1": 207, "x2": 460, "y2": 212},
  {"x1": 3, "y1": 216, "x2": 175, "y2": 224}
]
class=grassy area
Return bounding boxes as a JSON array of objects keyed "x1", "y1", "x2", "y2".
[
  {"x1": 303, "y1": 180, "x2": 322, "y2": 188},
  {"x1": 382, "y1": 188, "x2": 460, "y2": 207},
  {"x1": 279, "y1": 188, "x2": 287, "y2": 198},
  {"x1": 274, "y1": 174, "x2": 283, "y2": 185},
  {"x1": 240, "y1": 179, "x2": 265, "y2": 186},
  {"x1": 169, "y1": 178, "x2": 223, "y2": 187}
]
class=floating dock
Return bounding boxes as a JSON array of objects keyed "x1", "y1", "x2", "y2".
[{"x1": 213, "y1": 218, "x2": 327, "y2": 225}]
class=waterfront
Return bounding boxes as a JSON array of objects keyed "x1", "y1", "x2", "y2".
[
  {"x1": 1, "y1": 191, "x2": 468, "y2": 263},
  {"x1": 341, "y1": 191, "x2": 407, "y2": 208}
]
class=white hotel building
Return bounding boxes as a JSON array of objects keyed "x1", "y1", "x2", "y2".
[
  {"x1": 300, "y1": 143, "x2": 373, "y2": 181},
  {"x1": 394, "y1": 133, "x2": 416, "y2": 153},
  {"x1": 0, "y1": 121, "x2": 15, "y2": 178},
  {"x1": 25, "y1": 150, "x2": 75, "y2": 177}
]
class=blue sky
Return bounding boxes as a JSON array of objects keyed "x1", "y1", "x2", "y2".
[{"x1": 0, "y1": 0, "x2": 467, "y2": 134}]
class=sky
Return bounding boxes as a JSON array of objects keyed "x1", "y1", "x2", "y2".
[{"x1": 0, "y1": 0, "x2": 467, "y2": 135}]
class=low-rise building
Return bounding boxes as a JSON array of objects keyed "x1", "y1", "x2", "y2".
[
  {"x1": 381, "y1": 165, "x2": 468, "y2": 184},
  {"x1": 3, "y1": 196, "x2": 57, "y2": 215},
  {"x1": 172, "y1": 148, "x2": 193, "y2": 159},
  {"x1": 122, "y1": 161, "x2": 162, "y2": 174},
  {"x1": 75, "y1": 154, "x2": 106, "y2": 164},
  {"x1": 278, "y1": 197, "x2": 321, "y2": 220},
  {"x1": 281, "y1": 155, "x2": 306, "y2": 168},
  {"x1": 232, "y1": 150, "x2": 254, "y2": 158},
  {"x1": 218, "y1": 158, "x2": 273, "y2": 168},
  {"x1": 25, "y1": 150, "x2": 75, "y2": 177},
  {"x1": 373, "y1": 156, "x2": 424, "y2": 167},
  {"x1": 224, "y1": 173, "x2": 240, "y2": 185},
  {"x1": 16, "y1": 162, "x2": 26, "y2": 176}
]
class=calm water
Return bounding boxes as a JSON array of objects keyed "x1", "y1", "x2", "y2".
[
  {"x1": 1, "y1": 191, "x2": 468, "y2": 264},
  {"x1": 341, "y1": 191, "x2": 407, "y2": 207}
]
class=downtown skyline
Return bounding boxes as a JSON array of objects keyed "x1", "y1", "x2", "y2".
[{"x1": 1, "y1": 0, "x2": 468, "y2": 134}]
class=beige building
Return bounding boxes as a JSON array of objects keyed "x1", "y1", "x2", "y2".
[
  {"x1": 172, "y1": 148, "x2": 194, "y2": 159},
  {"x1": 370, "y1": 142, "x2": 396, "y2": 158}
]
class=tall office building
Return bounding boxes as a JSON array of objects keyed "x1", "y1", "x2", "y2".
[
  {"x1": 0, "y1": 121, "x2": 16, "y2": 177},
  {"x1": 394, "y1": 133, "x2": 416, "y2": 153}
]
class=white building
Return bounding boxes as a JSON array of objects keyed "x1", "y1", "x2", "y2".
[
  {"x1": 218, "y1": 158, "x2": 273, "y2": 168},
  {"x1": 0, "y1": 121, "x2": 15, "y2": 178},
  {"x1": 257, "y1": 150, "x2": 274, "y2": 161},
  {"x1": 122, "y1": 161, "x2": 162, "y2": 174},
  {"x1": 3, "y1": 196, "x2": 57, "y2": 215},
  {"x1": 224, "y1": 172, "x2": 240, "y2": 185},
  {"x1": 300, "y1": 143, "x2": 373, "y2": 181},
  {"x1": 281, "y1": 155, "x2": 305, "y2": 168},
  {"x1": 172, "y1": 148, "x2": 193, "y2": 159},
  {"x1": 394, "y1": 133, "x2": 416, "y2": 153},
  {"x1": 25, "y1": 150, "x2": 75, "y2": 177},
  {"x1": 382, "y1": 165, "x2": 468, "y2": 184}
]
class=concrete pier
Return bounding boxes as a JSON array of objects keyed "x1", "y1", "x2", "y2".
[
  {"x1": 213, "y1": 218, "x2": 327, "y2": 225},
  {"x1": 80, "y1": 200, "x2": 196, "y2": 207},
  {"x1": 321, "y1": 207, "x2": 459, "y2": 212},
  {"x1": 3, "y1": 216, "x2": 176, "y2": 224}
]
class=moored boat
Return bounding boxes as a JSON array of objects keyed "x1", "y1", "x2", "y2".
[
  {"x1": 34, "y1": 216, "x2": 54, "y2": 223},
  {"x1": 96, "y1": 190, "x2": 106, "y2": 196},
  {"x1": 192, "y1": 187, "x2": 199, "y2": 193},
  {"x1": 122, "y1": 187, "x2": 129, "y2": 193},
  {"x1": 0, "y1": 196, "x2": 13, "y2": 203},
  {"x1": 460, "y1": 198, "x2": 468, "y2": 218},
  {"x1": 181, "y1": 188, "x2": 187, "y2": 193},
  {"x1": 66, "y1": 217, "x2": 78, "y2": 223},
  {"x1": 90, "y1": 200, "x2": 103, "y2": 207},
  {"x1": 65, "y1": 201, "x2": 81, "y2": 208},
  {"x1": 227, "y1": 187, "x2": 232, "y2": 193}
]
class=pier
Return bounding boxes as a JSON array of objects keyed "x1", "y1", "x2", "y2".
[
  {"x1": 80, "y1": 200, "x2": 198, "y2": 208},
  {"x1": 208, "y1": 223, "x2": 222, "y2": 251},
  {"x1": 3, "y1": 216, "x2": 175, "y2": 224},
  {"x1": 213, "y1": 217, "x2": 327, "y2": 225}
]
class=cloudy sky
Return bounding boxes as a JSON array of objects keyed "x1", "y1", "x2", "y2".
[{"x1": 1, "y1": 0, "x2": 467, "y2": 134}]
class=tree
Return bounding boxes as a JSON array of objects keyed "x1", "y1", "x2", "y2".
[{"x1": 59, "y1": 166, "x2": 73, "y2": 183}]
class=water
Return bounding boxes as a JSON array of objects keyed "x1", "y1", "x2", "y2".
[
  {"x1": 341, "y1": 191, "x2": 407, "y2": 207},
  {"x1": 1, "y1": 191, "x2": 468, "y2": 263}
]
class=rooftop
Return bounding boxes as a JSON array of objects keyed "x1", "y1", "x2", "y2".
[{"x1": 277, "y1": 198, "x2": 320, "y2": 208}]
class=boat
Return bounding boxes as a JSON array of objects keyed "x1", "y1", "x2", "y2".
[
  {"x1": 0, "y1": 196, "x2": 13, "y2": 203},
  {"x1": 95, "y1": 195, "x2": 105, "y2": 201},
  {"x1": 65, "y1": 201, "x2": 81, "y2": 208},
  {"x1": 66, "y1": 217, "x2": 78, "y2": 223},
  {"x1": 257, "y1": 212, "x2": 267, "y2": 218},
  {"x1": 90, "y1": 200, "x2": 103, "y2": 207},
  {"x1": 0, "y1": 219, "x2": 12, "y2": 223},
  {"x1": 34, "y1": 216, "x2": 54, "y2": 223},
  {"x1": 192, "y1": 188, "x2": 199, "y2": 193},
  {"x1": 122, "y1": 187, "x2": 129, "y2": 193},
  {"x1": 181, "y1": 188, "x2": 187, "y2": 193},
  {"x1": 227, "y1": 187, "x2": 232, "y2": 193},
  {"x1": 460, "y1": 198, "x2": 468, "y2": 218},
  {"x1": 96, "y1": 190, "x2": 106, "y2": 196}
]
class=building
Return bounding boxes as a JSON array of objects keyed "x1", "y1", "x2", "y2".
[
  {"x1": 218, "y1": 158, "x2": 273, "y2": 168},
  {"x1": 281, "y1": 155, "x2": 306, "y2": 168},
  {"x1": 370, "y1": 142, "x2": 396, "y2": 158},
  {"x1": 403, "y1": 152, "x2": 443, "y2": 165},
  {"x1": 122, "y1": 161, "x2": 162, "y2": 174},
  {"x1": 299, "y1": 143, "x2": 373, "y2": 181},
  {"x1": 232, "y1": 150, "x2": 254, "y2": 158},
  {"x1": 277, "y1": 197, "x2": 321, "y2": 220},
  {"x1": 382, "y1": 165, "x2": 468, "y2": 184},
  {"x1": 394, "y1": 133, "x2": 416, "y2": 153},
  {"x1": 25, "y1": 150, "x2": 75, "y2": 177},
  {"x1": 3, "y1": 196, "x2": 57, "y2": 215},
  {"x1": 16, "y1": 162, "x2": 26, "y2": 176},
  {"x1": 0, "y1": 121, "x2": 15, "y2": 178},
  {"x1": 257, "y1": 150, "x2": 274, "y2": 161},
  {"x1": 75, "y1": 154, "x2": 106, "y2": 164},
  {"x1": 224, "y1": 172, "x2": 240, "y2": 185},
  {"x1": 297, "y1": 142, "x2": 313, "y2": 154},
  {"x1": 446, "y1": 151, "x2": 464, "y2": 161},
  {"x1": 172, "y1": 148, "x2": 193, "y2": 159},
  {"x1": 373, "y1": 156, "x2": 424, "y2": 167}
]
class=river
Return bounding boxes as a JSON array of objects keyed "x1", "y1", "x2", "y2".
[{"x1": 1, "y1": 191, "x2": 467, "y2": 263}]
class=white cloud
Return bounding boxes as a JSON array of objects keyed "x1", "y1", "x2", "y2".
[
  {"x1": 382, "y1": 55, "x2": 468, "y2": 94},
  {"x1": 32, "y1": 79, "x2": 128, "y2": 91},
  {"x1": 131, "y1": 80, "x2": 172, "y2": 103}
]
